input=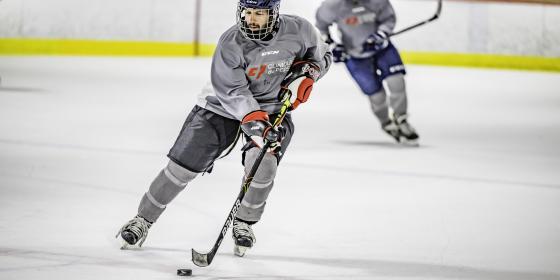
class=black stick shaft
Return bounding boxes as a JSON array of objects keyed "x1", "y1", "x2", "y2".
[
  {"x1": 211, "y1": 141, "x2": 271, "y2": 252},
  {"x1": 193, "y1": 140, "x2": 272, "y2": 266},
  {"x1": 390, "y1": 0, "x2": 442, "y2": 37},
  {"x1": 192, "y1": 90, "x2": 292, "y2": 267}
]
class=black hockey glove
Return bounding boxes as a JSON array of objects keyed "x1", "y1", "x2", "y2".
[
  {"x1": 332, "y1": 44, "x2": 348, "y2": 63},
  {"x1": 241, "y1": 110, "x2": 281, "y2": 153},
  {"x1": 322, "y1": 33, "x2": 347, "y2": 63},
  {"x1": 281, "y1": 61, "x2": 321, "y2": 110},
  {"x1": 363, "y1": 30, "x2": 389, "y2": 53}
]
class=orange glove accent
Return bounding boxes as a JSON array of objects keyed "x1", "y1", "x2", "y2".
[
  {"x1": 290, "y1": 77, "x2": 315, "y2": 110},
  {"x1": 240, "y1": 110, "x2": 280, "y2": 153},
  {"x1": 242, "y1": 110, "x2": 269, "y2": 124},
  {"x1": 281, "y1": 61, "x2": 320, "y2": 111}
]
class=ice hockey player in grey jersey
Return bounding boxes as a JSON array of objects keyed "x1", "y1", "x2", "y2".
[
  {"x1": 316, "y1": 0, "x2": 419, "y2": 145},
  {"x1": 117, "y1": 0, "x2": 332, "y2": 257}
]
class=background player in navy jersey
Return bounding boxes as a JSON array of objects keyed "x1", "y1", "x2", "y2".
[
  {"x1": 316, "y1": 0, "x2": 419, "y2": 145},
  {"x1": 117, "y1": 0, "x2": 332, "y2": 257}
]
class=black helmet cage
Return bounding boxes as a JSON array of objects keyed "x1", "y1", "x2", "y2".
[{"x1": 236, "y1": 4, "x2": 279, "y2": 40}]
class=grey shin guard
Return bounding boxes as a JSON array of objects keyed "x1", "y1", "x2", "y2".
[
  {"x1": 236, "y1": 148, "x2": 278, "y2": 223},
  {"x1": 138, "y1": 160, "x2": 198, "y2": 223},
  {"x1": 385, "y1": 74, "x2": 408, "y2": 117},
  {"x1": 368, "y1": 89, "x2": 390, "y2": 124}
]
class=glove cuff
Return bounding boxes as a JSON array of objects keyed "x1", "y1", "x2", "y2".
[{"x1": 290, "y1": 61, "x2": 320, "y2": 81}]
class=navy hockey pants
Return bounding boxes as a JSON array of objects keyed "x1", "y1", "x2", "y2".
[{"x1": 345, "y1": 42, "x2": 406, "y2": 96}]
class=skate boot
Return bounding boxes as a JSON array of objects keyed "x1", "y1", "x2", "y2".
[
  {"x1": 116, "y1": 216, "x2": 152, "y2": 249},
  {"x1": 232, "y1": 218, "x2": 256, "y2": 257},
  {"x1": 382, "y1": 120, "x2": 401, "y2": 143},
  {"x1": 395, "y1": 114, "x2": 419, "y2": 146}
]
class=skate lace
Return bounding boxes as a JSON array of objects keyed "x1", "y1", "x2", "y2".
[
  {"x1": 233, "y1": 220, "x2": 256, "y2": 242},
  {"x1": 119, "y1": 216, "x2": 151, "y2": 246}
]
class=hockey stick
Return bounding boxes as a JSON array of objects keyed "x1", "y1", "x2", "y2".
[
  {"x1": 191, "y1": 90, "x2": 292, "y2": 267},
  {"x1": 389, "y1": 0, "x2": 442, "y2": 37}
]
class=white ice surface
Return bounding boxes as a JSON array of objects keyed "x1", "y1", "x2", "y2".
[{"x1": 0, "y1": 56, "x2": 559, "y2": 280}]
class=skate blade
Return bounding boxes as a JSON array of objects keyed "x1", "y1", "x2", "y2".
[
  {"x1": 120, "y1": 242, "x2": 132, "y2": 250},
  {"x1": 400, "y1": 138, "x2": 419, "y2": 147},
  {"x1": 383, "y1": 132, "x2": 401, "y2": 143},
  {"x1": 234, "y1": 245, "x2": 249, "y2": 257},
  {"x1": 119, "y1": 239, "x2": 139, "y2": 250},
  {"x1": 116, "y1": 235, "x2": 141, "y2": 250}
]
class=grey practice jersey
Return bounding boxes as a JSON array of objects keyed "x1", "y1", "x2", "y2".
[
  {"x1": 316, "y1": 0, "x2": 396, "y2": 58},
  {"x1": 198, "y1": 15, "x2": 332, "y2": 121}
]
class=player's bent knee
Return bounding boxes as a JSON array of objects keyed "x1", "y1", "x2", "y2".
[
  {"x1": 385, "y1": 74, "x2": 406, "y2": 93},
  {"x1": 165, "y1": 160, "x2": 199, "y2": 187},
  {"x1": 244, "y1": 148, "x2": 278, "y2": 183},
  {"x1": 369, "y1": 89, "x2": 387, "y2": 104}
]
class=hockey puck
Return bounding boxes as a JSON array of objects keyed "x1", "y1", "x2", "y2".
[{"x1": 177, "y1": 268, "x2": 192, "y2": 276}]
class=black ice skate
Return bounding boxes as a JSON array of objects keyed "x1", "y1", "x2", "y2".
[
  {"x1": 395, "y1": 114, "x2": 419, "y2": 146},
  {"x1": 116, "y1": 216, "x2": 152, "y2": 249},
  {"x1": 232, "y1": 218, "x2": 256, "y2": 257},
  {"x1": 382, "y1": 120, "x2": 401, "y2": 143}
]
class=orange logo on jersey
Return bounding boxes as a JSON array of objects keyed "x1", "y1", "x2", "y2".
[
  {"x1": 247, "y1": 65, "x2": 268, "y2": 80},
  {"x1": 246, "y1": 58, "x2": 294, "y2": 80},
  {"x1": 345, "y1": 16, "x2": 359, "y2": 26},
  {"x1": 344, "y1": 12, "x2": 376, "y2": 26}
]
